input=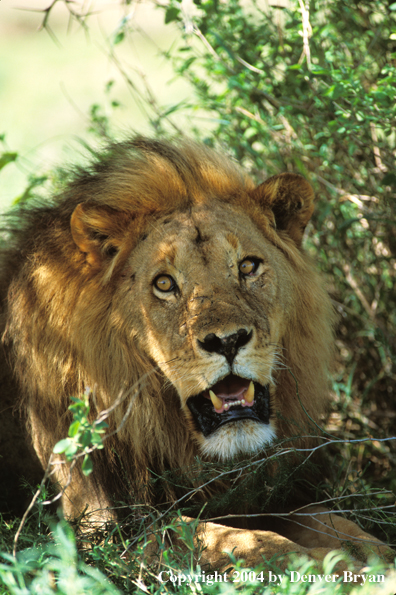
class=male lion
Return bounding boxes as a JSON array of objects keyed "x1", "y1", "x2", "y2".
[{"x1": 0, "y1": 138, "x2": 390, "y2": 568}]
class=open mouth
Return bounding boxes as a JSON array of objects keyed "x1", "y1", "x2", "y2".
[{"x1": 187, "y1": 374, "x2": 271, "y2": 437}]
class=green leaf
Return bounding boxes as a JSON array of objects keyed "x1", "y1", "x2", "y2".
[
  {"x1": 82, "y1": 454, "x2": 93, "y2": 477},
  {"x1": 382, "y1": 172, "x2": 396, "y2": 187},
  {"x1": 80, "y1": 430, "x2": 92, "y2": 448},
  {"x1": 323, "y1": 84, "x2": 344, "y2": 100},
  {"x1": 113, "y1": 31, "x2": 125, "y2": 45},
  {"x1": 68, "y1": 421, "x2": 81, "y2": 437},
  {"x1": 165, "y1": 6, "x2": 180, "y2": 24},
  {"x1": 65, "y1": 442, "x2": 79, "y2": 457},
  {"x1": 53, "y1": 438, "x2": 77, "y2": 455},
  {"x1": 91, "y1": 432, "x2": 104, "y2": 445},
  {"x1": 310, "y1": 67, "x2": 329, "y2": 76},
  {"x1": 0, "y1": 152, "x2": 17, "y2": 171},
  {"x1": 244, "y1": 126, "x2": 257, "y2": 139},
  {"x1": 53, "y1": 439, "x2": 71, "y2": 454},
  {"x1": 69, "y1": 398, "x2": 89, "y2": 416}
]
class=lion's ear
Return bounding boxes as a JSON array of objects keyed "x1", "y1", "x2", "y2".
[
  {"x1": 70, "y1": 203, "x2": 129, "y2": 268},
  {"x1": 250, "y1": 173, "x2": 315, "y2": 246}
]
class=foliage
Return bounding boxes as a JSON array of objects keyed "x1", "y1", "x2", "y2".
[
  {"x1": 53, "y1": 388, "x2": 108, "y2": 477},
  {"x1": 0, "y1": 520, "x2": 121, "y2": 595},
  {"x1": 1, "y1": 513, "x2": 395, "y2": 594}
]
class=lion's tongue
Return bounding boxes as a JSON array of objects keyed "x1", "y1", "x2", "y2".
[
  {"x1": 213, "y1": 375, "x2": 249, "y2": 399},
  {"x1": 205, "y1": 376, "x2": 254, "y2": 413}
]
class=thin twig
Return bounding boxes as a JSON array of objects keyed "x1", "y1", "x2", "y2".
[
  {"x1": 343, "y1": 263, "x2": 376, "y2": 321},
  {"x1": 370, "y1": 121, "x2": 388, "y2": 173},
  {"x1": 13, "y1": 455, "x2": 58, "y2": 557}
]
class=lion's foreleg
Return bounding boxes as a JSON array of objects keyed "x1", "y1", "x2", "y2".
[
  {"x1": 281, "y1": 505, "x2": 394, "y2": 563},
  {"x1": 28, "y1": 410, "x2": 115, "y2": 527},
  {"x1": 167, "y1": 517, "x2": 336, "y2": 572}
]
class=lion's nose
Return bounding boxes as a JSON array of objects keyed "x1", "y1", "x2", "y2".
[{"x1": 198, "y1": 329, "x2": 253, "y2": 365}]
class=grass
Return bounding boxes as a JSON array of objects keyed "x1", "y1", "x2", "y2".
[
  {"x1": 1, "y1": 418, "x2": 395, "y2": 594},
  {"x1": 1, "y1": 508, "x2": 395, "y2": 595}
]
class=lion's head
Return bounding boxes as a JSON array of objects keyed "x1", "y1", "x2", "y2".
[{"x1": 2, "y1": 138, "x2": 336, "y2": 514}]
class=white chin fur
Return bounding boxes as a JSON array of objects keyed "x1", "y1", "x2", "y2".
[{"x1": 199, "y1": 420, "x2": 276, "y2": 461}]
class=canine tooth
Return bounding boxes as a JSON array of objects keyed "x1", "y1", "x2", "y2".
[
  {"x1": 245, "y1": 381, "x2": 255, "y2": 403},
  {"x1": 209, "y1": 390, "x2": 223, "y2": 410},
  {"x1": 224, "y1": 403, "x2": 229, "y2": 410},
  {"x1": 241, "y1": 399, "x2": 245, "y2": 405}
]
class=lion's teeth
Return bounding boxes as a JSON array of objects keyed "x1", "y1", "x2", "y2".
[
  {"x1": 209, "y1": 390, "x2": 223, "y2": 410},
  {"x1": 245, "y1": 381, "x2": 255, "y2": 403},
  {"x1": 210, "y1": 385, "x2": 254, "y2": 411}
]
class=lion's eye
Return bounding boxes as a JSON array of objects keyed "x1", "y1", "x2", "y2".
[
  {"x1": 239, "y1": 258, "x2": 261, "y2": 276},
  {"x1": 154, "y1": 274, "x2": 176, "y2": 292}
]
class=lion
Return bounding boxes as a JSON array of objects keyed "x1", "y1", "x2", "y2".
[{"x1": 0, "y1": 137, "x2": 391, "y2": 569}]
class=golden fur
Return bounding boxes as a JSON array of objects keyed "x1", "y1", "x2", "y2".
[{"x1": 1, "y1": 138, "x2": 390, "y2": 564}]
